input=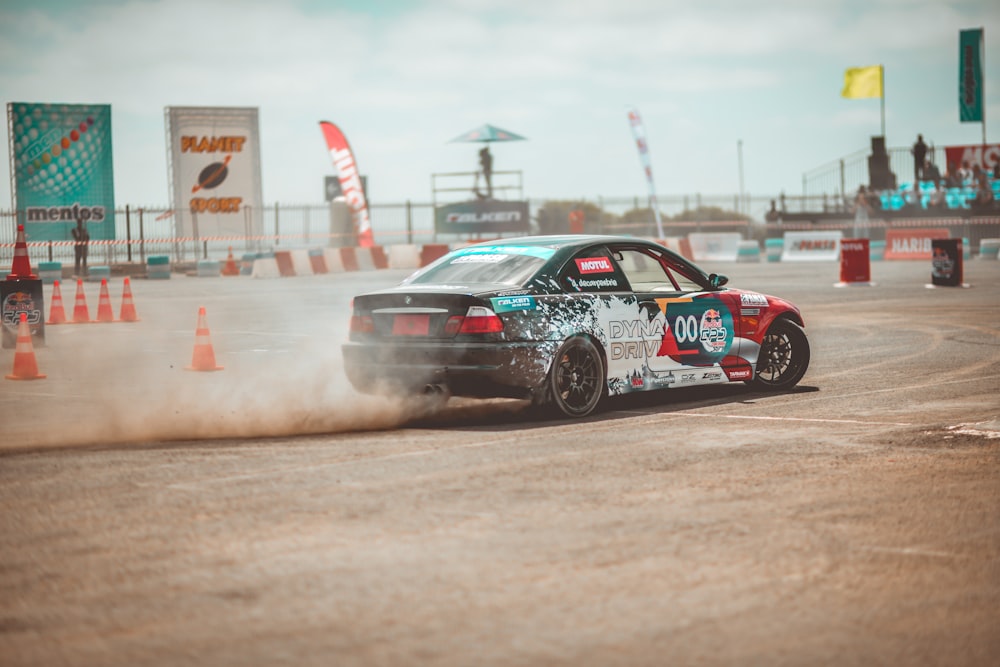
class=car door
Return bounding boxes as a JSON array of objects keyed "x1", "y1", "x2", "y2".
[{"x1": 607, "y1": 244, "x2": 744, "y2": 389}]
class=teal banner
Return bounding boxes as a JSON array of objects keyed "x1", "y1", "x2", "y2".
[
  {"x1": 959, "y1": 29, "x2": 983, "y2": 123},
  {"x1": 8, "y1": 103, "x2": 116, "y2": 242}
]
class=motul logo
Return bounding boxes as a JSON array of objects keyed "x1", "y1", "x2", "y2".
[{"x1": 575, "y1": 257, "x2": 613, "y2": 274}]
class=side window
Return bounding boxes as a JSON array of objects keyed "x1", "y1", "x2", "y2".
[
  {"x1": 616, "y1": 249, "x2": 674, "y2": 291},
  {"x1": 614, "y1": 247, "x2": 705, "y2": 293},
  {"x1": 559, "y1": 247, "x2": 630, "y2": 293}
]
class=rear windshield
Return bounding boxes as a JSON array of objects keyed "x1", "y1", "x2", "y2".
[{"x1": 404, "y1": 245, "x2": 554, "y2": 286}]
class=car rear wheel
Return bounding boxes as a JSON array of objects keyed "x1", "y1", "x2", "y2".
[
  {"x1": 538, "y1": 337, "x2": 605, "y2": 418},
  {"x1": 753, "y1": 319, "x2": 809, "y2": 391}
]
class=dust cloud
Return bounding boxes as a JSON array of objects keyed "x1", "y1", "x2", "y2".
[{"x1": 1, "y1": 300, "x2": 463, "y2": 450}]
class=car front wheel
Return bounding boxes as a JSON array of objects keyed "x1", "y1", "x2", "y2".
[{"x1": 753, "y1": 319, "x2": 810, "y2": 390}]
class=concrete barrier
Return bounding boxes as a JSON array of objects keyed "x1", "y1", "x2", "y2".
[
  {"x1": 764, "y1": 238, "x2": 783, "y2": 262},
  {"x1": 274, "y1": 251, "x2": 296, "y2": 277},
  {"x1": 290, "y1": 249, "x2": 314, "y2": 276},
  {"x1": 251, "y1": 257, "x2": 281, "y2": 278},
  {"x1": 388, "y1": 244, "x2": 421, "y2": 270},
  {"x1": 38, "y1": 261, "x2": 61, "y2": 284},
  {"x1": 147, "y1": 255, "x2": 170, "y2": 279},
  {"x1": 736, "y1": 240, "x2": 761, "y2": 262},
  {"x1": 978, "y1": 238, "x2": 1000, "y2": 259},
  {"x1": 196, "y1": 260, "x2": 220, "y2": 277}
]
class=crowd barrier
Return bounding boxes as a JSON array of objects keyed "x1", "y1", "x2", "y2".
[{"x1": 9, "y1": 232, "x2": 1000, "y2": 281}]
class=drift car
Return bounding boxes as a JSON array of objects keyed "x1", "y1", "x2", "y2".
[{"x1": 343, "y1": 235, "x2": 809, "y2": 418}]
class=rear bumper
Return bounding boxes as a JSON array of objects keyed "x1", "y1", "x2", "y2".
[{"x1": 341, "y1": 339, "x2": 555, "y2": 398}]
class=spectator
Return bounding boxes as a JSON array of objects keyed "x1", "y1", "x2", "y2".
[
  {"x1": 927, "y1": 182, "x2": 946, "y2": 209},
  {"x1": 923, "y1": 159, "x2": 941, "y2": 185},
  {"x1": 72, "y1": 215, "x2": 90, "y2": 277},
  {"x1": 944, "y1": 163, "x2": 962, "y2": 189},
  {"x1": 902, "y1": 184, "x2": 921, "y2": 209},
  {"x1": 957, "y1": 160, "x2": 973, "y2": 185},
  {"x1": 478, "y1": 146, "x2": 493, "y2": 199},
  {"x1": 972, "y1": 167, "x2": 995, "y2": 210},
  {"x1": 911, "y1": 134, "x2": 928, "y2": 182},
  {"x1": 994, "y1": 161, "x2": 1000, "y2": 179},
  {"x1": 853, "y1": 185, "x2": 872, "y2": 238}
]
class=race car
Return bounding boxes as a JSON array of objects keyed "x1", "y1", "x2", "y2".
[{"x1": 342, "y1": 235, "x2": 809, "y2": 418}]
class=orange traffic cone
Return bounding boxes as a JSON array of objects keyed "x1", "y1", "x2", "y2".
[
  {"x1": 95, "y1": 278, "x2": 115, "y2": 323},
  {"x1": 222, "y1": 246, "x2": 239, "y2": 276},
  {"x1": 119, "y1": 277, "x2": 139, "y2": 322},
  {"x1": 71, "y1": 279, "x2": 91, "y2": 323},
  {"x1": 186, "y1": 306, "x2": 223, "y2": 371},
  {"x1": 5, "y1": 312, "x2": 46, "y2": 380},
  {"x1": 47, "y1": 280, "x2": 68, "y2": 324},
  {"x1": 6, "y1": 225, "x2": 37, "y2": 280}
]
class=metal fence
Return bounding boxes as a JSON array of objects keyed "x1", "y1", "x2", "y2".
[
  {"x1": 0, "y1": 193, "x2": 789, "y2": 266},
  {"x1": 802, "y1": 146, "x2": 944, "y2": 203}
]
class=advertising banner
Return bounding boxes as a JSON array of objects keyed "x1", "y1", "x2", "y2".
[
  {"x1": 959, "y1": 28, "x2": 984, "y2": 123},
  {"x1": 943, "y1": 144, "x2": 1000, "y2": 173},
  {"x1": 687, "y1": 233, "x2": 742, "y2": 262},
  {"x1": 1, "y1": 279, "x2": 44, "y2": 349},
  {"x1": 884, "y1": 228, "x2": 950, "y2": 260},
  {"x1": 165, "y1": 107, "x2": 263, "y2": 240},
  {"x1": 780, "y1": 231, "x2": 842, "y2": 262},
  {"x1": 319, "y1": 121, "x2": 373, "y2": 247},
  {"x1": 931, "y1": 239, "x2": 964, "y2": 287},
  {"x1": 434, "y1": 200, "x2": 530, "y2": 235},
  {"x1": 7, "y1": 102, "x2": 115, "y2": 242}
]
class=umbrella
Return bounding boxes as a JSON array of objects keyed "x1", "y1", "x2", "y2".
[{"x1": 448, "y1": 123, "x2": 527, "y2": 143}]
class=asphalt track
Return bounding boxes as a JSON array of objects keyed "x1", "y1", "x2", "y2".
[{"x1": 1, "y1": 257, "x2": 998, "y2": 666}]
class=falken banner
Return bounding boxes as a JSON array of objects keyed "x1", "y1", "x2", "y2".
[
  {"x1": 165, "y1": 107, "x2": 263, "y2": 239},
  {"x1": 959, "y1": 28, "x2": 984, "y2": 123},
  {"x1": 319, "y1": 121, "x2": 373, "y2": 247},
  {"x1": 7, "y1": 102, "x2": 116, "y2": 242},
  {"x1": 434, "y1": 199, "x2": 530, "y2": 235}
]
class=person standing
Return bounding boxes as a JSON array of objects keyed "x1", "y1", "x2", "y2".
[
  {"x1": 478, "y1": 146, "x2": 493, "y2": 199},
  {"x1": 72, "y1": 216, "x2": 90, "y2": 277},
  {"x1": 853, "y1": 185, "x2": 872, "y2": 238},
  {"x1": 911, "y1": 134, "x2": 928, "y2": 183}
]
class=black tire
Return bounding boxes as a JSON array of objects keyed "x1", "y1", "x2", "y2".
[
  {"x1": 538, "y1": 337, "x2": 606, "y2": 418},
  {"x1": 752, "y1": 318, "x2": 810, "y2": 391}
]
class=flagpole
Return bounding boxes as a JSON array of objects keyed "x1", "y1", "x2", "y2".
[
  {"x1": 981, "y1": 28, "x2": 987, "y2": 146},
  {"x1": 880, "y1": 64, "x2": 886, "y2": 138}
]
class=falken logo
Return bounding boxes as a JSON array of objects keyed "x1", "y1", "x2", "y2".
[
  {"x1": 575, "y1": 257, "x2": 614, "y2": 274},
  {"x1": 446, "y1": 211, "x2": 522, "y2": 223}
]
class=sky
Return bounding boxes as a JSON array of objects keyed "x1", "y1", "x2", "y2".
[{"x1": 1, "y1": 0, "x2": 998, "y2": 212}]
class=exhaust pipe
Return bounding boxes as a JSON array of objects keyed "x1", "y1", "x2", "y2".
[{"x1": 422, "y1": 383, "x2": 446, "y2": 395}]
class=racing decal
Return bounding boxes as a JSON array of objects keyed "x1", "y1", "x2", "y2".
[
  {"x1": 566, "y1": 276, "x2": 620, "y2": 291},
  {"x1": 653, "y1": 297, "x2": 734, "y2": 366},
  {"x1": 451, "y1": 254, "x2": 508, "y2": 264},
  {"x1": 574, "y1": 257, "x2": 614, "y2": 274},
  {"x1": 453, "y1": 244, "x2": 556, "y2": 260},
  {"x1": 740, "y1": 293, "x2": 769, "y2": 307},
  {"x1": 724, "y1": 366, "x2": 753, "y2": 381},
  {"x1": 517, "y1": 293, "x2": 752, "y2": 397},
  {"x1": 491, "y1": 295, "x2": 537, "y2": 313}
]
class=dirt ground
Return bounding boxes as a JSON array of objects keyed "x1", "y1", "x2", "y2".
[{"x1": 1, "y1": 258, "x2": 998, "y2": 666}]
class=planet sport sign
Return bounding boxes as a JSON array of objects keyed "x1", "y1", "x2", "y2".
[
  {"x1": 165, "y1": 107, "x2": 263, "y2": 239},
  {"x1": 8, "y1": 103, "x2": 116, "y2": 242}
]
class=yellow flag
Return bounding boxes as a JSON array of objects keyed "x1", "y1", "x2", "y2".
[{"x1": 842, "y1": 65, "x2": 883, "y2": 99}]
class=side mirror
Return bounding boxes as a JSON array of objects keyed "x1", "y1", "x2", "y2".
[{"x1": 708, "y1": 273, "x2": 729, "y2": 289}]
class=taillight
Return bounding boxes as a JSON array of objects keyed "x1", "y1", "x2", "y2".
[
  {"x1": 445, "y1": 306, "x2": 504, "y2": 335},
  {"x1": 350, "y1": 314, "x2": 374, "y2": 334}
]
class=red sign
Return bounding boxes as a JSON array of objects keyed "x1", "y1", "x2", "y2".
[
  {"x1": 839, "y1": 238, "x2": 870, "y2": 284},
  {"x1": 943, "y1": 144, "x2": 1000, "y2": 172},
  {"x1": 883, "y1": 228, "x2": 951, "y2": 260},
  {"x1": 575, "y1": 257, "x2": 614, "y2": 274}
]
